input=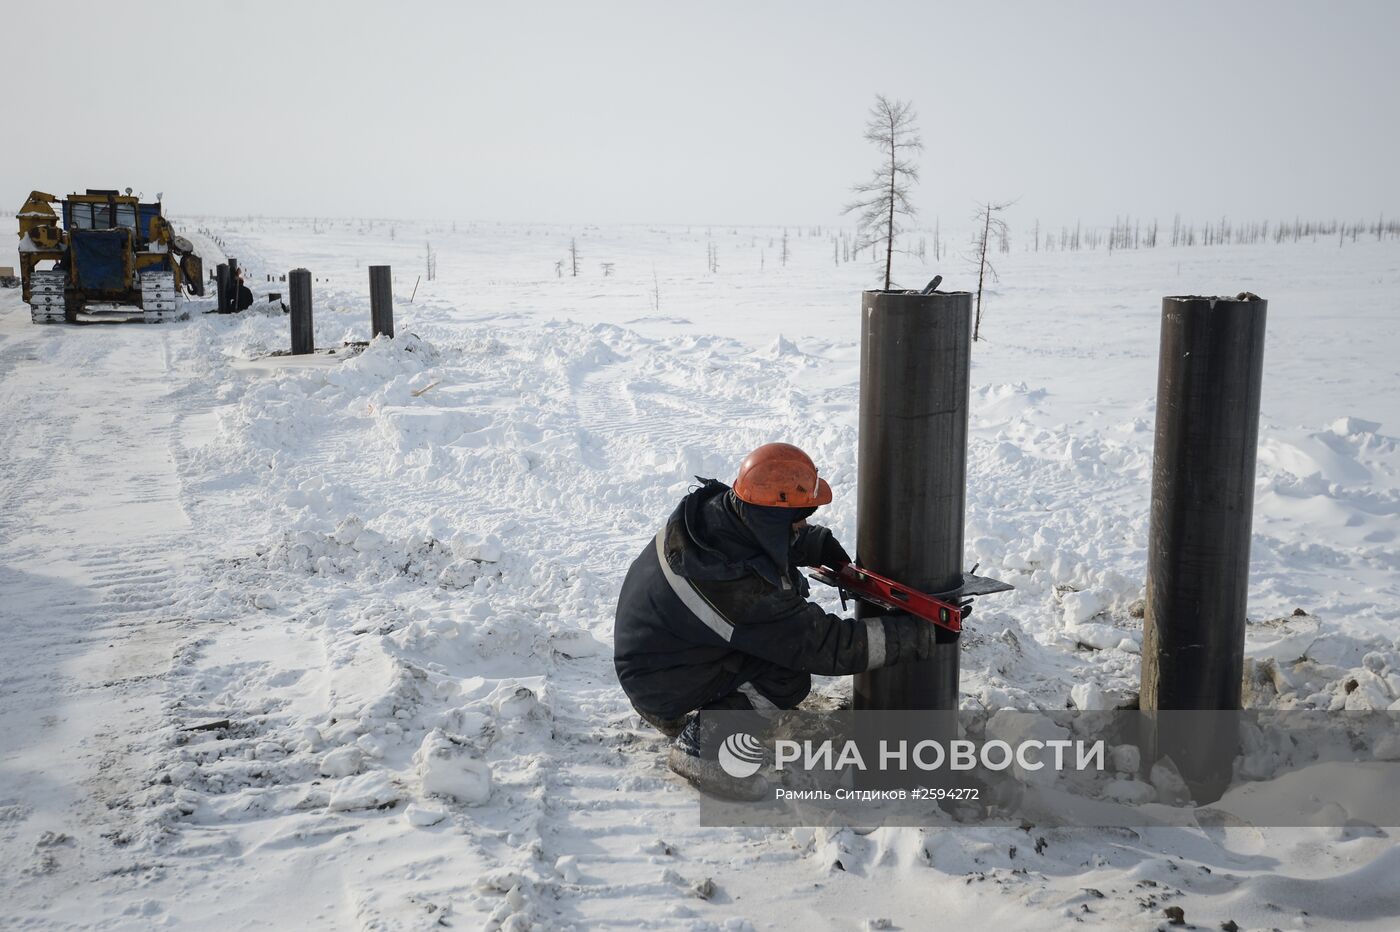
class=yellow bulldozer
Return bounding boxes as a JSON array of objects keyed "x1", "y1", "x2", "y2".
[{"x1": 16, "y1": 189, "x2": 206, "y2": 324}]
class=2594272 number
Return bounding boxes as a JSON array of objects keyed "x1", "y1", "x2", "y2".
[{"x1": 911, "y1": 787, "x2": 980, "y2": 801}]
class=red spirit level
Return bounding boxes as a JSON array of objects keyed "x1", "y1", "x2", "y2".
[{"x1": 808, "y1": 563, "x2": 1014, "y2": 634}]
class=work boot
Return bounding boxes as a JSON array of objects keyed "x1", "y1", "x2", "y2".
[
  {"x1": 634, "y1": 706, "x2": 688, "y2": 738},
  {"x1": 666, "y1": 714, "x2": 769, "y2": 802}
]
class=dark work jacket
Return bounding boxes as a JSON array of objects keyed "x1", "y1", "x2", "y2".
[{"x1": 613, "y1": 479, "x2": 933, "y2": 718}]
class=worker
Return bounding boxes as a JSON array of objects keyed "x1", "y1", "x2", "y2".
[
  {"x1": 234, "y1": 270, "x2": 254, "y2": 312},
  {"x1": 614, "y1": 442, "x2": 950, "y2": 799}
]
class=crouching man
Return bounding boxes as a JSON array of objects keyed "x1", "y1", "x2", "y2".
[{"x1": 613, "y1": 442, "x2": 940, "y2": 799}]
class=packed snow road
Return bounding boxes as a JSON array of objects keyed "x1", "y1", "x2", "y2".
[
  {"x1": 0, "y1": 298, "x2": 201, "y2": 917},
  {"x1": 2, "y1": 223, "x2": 1399, "y2": 930}
]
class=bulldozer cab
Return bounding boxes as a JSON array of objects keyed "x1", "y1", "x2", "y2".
[{"x1": 62, "y1": 191, "x2": 164, "y2": 244}]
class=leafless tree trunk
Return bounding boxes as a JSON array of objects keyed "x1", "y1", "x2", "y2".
[
  {"x1": 843, "y1": 95, "x2": 923, "y2": 290},
  {"x1": 971, "y1": 199, "x2": 1014, "y2": 342},
  {"x1": 570, "y1": 238, "x2": 580, "y2": 277}
]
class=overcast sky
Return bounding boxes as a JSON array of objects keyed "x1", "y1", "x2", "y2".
[{"x1": 7, "y1": 0, "x2": 1398, "y2": 228}]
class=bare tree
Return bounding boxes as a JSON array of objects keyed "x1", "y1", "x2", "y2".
[
  {"x1": 970, "y1": 199, "x2": 1014, "y2": 342},
  {"x1": 844, "y1": 95, "x2": 923, "y2": 290},
  {"x1": 569, "y1": 238, "x2": 580, "y2": 277}
]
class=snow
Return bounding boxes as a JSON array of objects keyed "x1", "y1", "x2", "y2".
[
  {"x1": 1069, "y1": 682, "x2": 1109, "y2": 711},
  {"x1": 405, "y1": 802, "x2": 448, "y2": 827},
  {"x1": 1, "y1": 218, "x2": 1398, "y2": 929},
  {"x1": 180, "y1": 229, "x2": 227, "y2": 271},
  {"x1": 319, "y1": 747, "x2": 365, "y2": 777},
  {"x1": 1060, "y1": 587, "x2": 1110, "y2": 625},
  {"x1": 415, "y1": 728, "x2": 493, "y2": 805}
]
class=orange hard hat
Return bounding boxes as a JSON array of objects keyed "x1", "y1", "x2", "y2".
[{"x1": 732, "y1": 442, "x2": 833, "y2": 508}]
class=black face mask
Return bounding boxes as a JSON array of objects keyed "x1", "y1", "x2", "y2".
[{"x1": 729, "y1": 495, "x2": 815, "y2": 572}]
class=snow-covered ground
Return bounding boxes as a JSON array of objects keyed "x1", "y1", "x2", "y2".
[{"x1": 1, "y1": 220, "x2": 1397, "y2": 930}]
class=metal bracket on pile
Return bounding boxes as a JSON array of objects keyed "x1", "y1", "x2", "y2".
[{"x1": 808, "y1": 563, "x2": 1014, "y2": 635}]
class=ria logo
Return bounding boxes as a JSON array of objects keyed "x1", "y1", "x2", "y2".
[{"x1": 718, "y1": 732, "x2": 765, "y2": 778}]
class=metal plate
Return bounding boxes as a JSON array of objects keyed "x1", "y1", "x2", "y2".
[{"x1": 930, "y1": 572, "x2": 1016, "y2": 600}]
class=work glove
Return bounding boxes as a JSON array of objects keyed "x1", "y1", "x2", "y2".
[
  {"x1": 877, "y1": 614, "x2": 938, "y2": 665},
  {"x1": 802, "y1": 525, "x2": 851, "y2": 568}
]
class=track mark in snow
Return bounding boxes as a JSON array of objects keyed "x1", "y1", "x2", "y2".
[{"x1": 0, "y1": 304, "x2": 207, "y2": 924}]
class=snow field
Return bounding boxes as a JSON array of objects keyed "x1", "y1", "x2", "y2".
[{"x1": 1, "y1": 218, "x2": 1397, "y2": 929}]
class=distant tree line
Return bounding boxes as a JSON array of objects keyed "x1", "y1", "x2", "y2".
[{"x1": 1025, "y1": 214, "x2": 1399, "y2": 252}]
